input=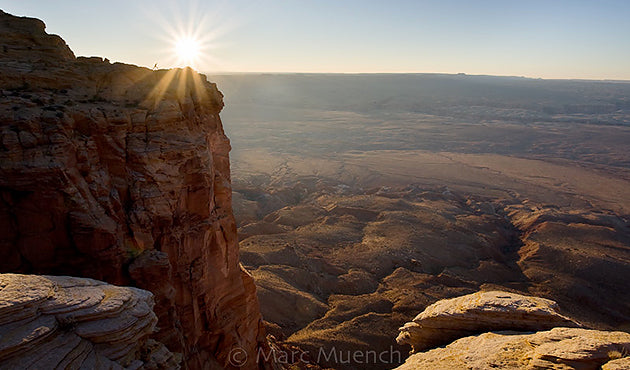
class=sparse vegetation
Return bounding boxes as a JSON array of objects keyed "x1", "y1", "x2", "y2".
[{"x1": 607, "y1": 347, "x2": 629, "y2": 360}]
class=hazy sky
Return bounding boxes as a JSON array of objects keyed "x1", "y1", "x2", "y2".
[{"x1": 1, "y1": 0, "x2": 629, "y2": 79}]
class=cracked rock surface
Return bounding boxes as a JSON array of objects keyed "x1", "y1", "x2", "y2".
[
  {"x1": 0, "y1": 273, "x2": 180, "y2": 369},
  {"x1": 396, "y1": 290, "x2": 580, "y2": 353}
]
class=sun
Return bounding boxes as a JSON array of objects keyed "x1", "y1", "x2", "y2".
[
  {"x1": 148, "y1": 1, "x2": 236, "y2": 71},
  {"x1": 174, "y1": 37, "x2": 201, "y2": 67}
]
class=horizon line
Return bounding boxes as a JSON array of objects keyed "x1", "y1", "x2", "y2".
[
  {"x1": 201, "y1": 71, "x2": 630, "y2": 83},
  {"x1": 77, "y1": 56, "x2": 630, "y2": 83}
]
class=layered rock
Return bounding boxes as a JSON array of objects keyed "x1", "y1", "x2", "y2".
[
  {"x1": 395, "y1": 327, "x2": 630, "y2": 370},
  {"x1": 395, "y1": 291, "x2": 630, "y2": 369},
  {"x1": 603, "y1": 357, "x2": 630, "y2": 370},
  {"x1": 0, "y1": 10, "x2": 264, "y2": 369},
  {"x1": 396, "y1": 290, "x2": 580, "y2": 353},
  {"x1": 0, "y1": 273, "x2": 179, "y2": 369}
]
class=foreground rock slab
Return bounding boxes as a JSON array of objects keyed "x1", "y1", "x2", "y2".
[
  {"x1": 395, "y1": 327, "x2": 630, "y2": 370},
  {"x1": 397, "y1": 290, "x2": 580, "y2": 352},
  {"x1": 0, "y1": 273, "x2": 179, "y2": 369}
]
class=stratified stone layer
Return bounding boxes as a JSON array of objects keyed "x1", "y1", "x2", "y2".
[
  {"x1": 0, "y1": 273, "x2": 180, "y2": 369},
  {"x1": 396, "y1": 291, "x2": 630, "y2": 370},
  {"x1": 396, "y1": 290, "x2": 580, "y2": 352},
  {"x1": 396, "y1": 327, "x2": 630, "y2": 370}
]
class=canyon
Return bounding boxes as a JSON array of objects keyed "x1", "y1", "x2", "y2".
[{"x1": 216, "y1": 73, "x2": 630, "y2": 368}]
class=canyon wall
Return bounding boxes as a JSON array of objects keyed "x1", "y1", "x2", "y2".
[{"x1": 0, "y1": 10, "x2": 264, "y2": 369}]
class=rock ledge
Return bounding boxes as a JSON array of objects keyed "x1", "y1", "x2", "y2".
[
  {"x1": 396, "y1": 290, "x2": 580, "y2": 353},
  {"x1": 0, "y1": 273, "x2": 180, "y2": 369}
]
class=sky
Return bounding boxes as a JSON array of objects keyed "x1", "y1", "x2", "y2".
[{"x1": 1, "y1": 0, "x2": 629, "y2": 80}]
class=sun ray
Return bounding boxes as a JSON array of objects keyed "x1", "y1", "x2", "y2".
[
  {"x1": 136, "y1": 1, "x2": 248, "y2": 109},
  {"x1": 174, "y1": 37, "x2": 200, "y2": 67},
  {"x1": 177, "y1": 67, "x2": 190, "y2": 101},
  {"x1": 140, "y1": 0, "x2": 245, "y2": 72},
  {"x1": 145, "y1": 68, "x2": 179, "y2": 108},
  {"x1": 190, "y1": 68, "x2": 210, "y2": 104}
]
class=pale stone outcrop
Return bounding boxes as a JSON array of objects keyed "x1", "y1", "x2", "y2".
[
  {"x1": 603, "y1": 357, "x2": 630, "y2": 370},
  {"x1": 0, "y1": 273, "x2": 180, "y2": 369},
  {"x1": 395, "y1": 327, "x2": 630, "y2": 370},
  {"x1": 396, "y1": 290, "x2": 580, "y2": 353}
]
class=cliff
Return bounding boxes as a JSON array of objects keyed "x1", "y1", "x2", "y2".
[{"x1": 0, "y1": 10, "x2": 264, "y2": 369}]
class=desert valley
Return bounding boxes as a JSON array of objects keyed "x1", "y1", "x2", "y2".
[{"x1": 216, "y1": 74, "x2": 630, "y2": 368}]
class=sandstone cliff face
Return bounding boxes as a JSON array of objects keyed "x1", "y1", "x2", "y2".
[
  {"x1": 0, "y1": 10, "x2": 264, "y2": 369},
  {"x1": 0, "y1": 273, "x2": 180, "y2": 369}
]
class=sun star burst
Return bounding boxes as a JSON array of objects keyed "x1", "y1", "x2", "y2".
[{"x1": 174, "y1": 36, "x2": 201, "y2": 67}]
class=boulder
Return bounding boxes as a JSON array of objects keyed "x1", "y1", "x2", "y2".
[
  {"x1": 603, "y1": 357, "x2": 630, "y2": 370},
  {"x1": 396, "y1": 327, "x2": 630, "y2": 370},
  {"x1": 396, "y1": 290, "x2": 580, "y2": 352}
]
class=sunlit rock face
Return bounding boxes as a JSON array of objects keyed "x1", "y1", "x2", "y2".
[
  {"x1": 396, "y1": 327, "x2": 630, "y2": 370},
  {"x1": 396, "y1": 290, "x2": 580, "y2": 353},
  {"x1": 395, "y1": 291, "x2": 630, "y2": 370},
  {"x1": 0, "y1": 10, "x2": 264, "y2": 369}
]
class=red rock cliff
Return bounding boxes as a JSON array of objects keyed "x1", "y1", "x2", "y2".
[{"x1": 0, "y1": 10, "x2": 264, "y2": 369}]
